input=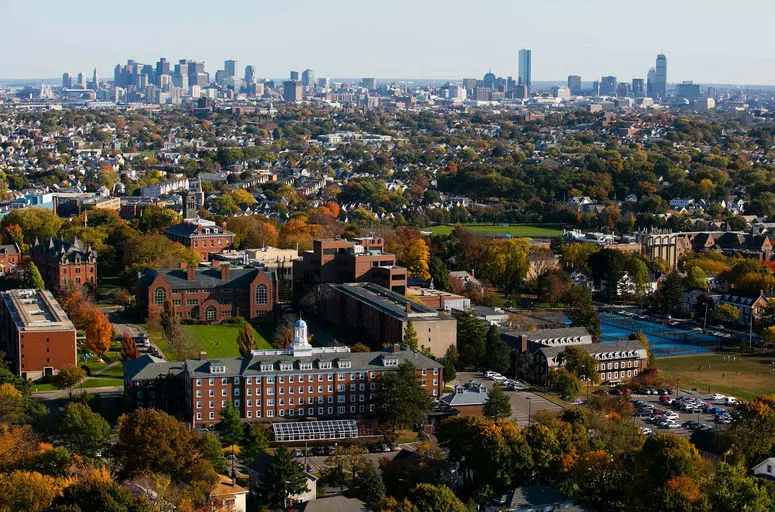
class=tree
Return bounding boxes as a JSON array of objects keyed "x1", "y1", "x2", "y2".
[
  {"x1": 0, "y1": 382, "x2": 24, "y2": 425},
  {"x1": 53, "y1": 365, "x2": 86, "y2": 398},
  {"x1": 22, "y1": 262, "x2": 45, "y2": 290},
  {"x1": 484, "y1": 324, "x2": 511, "y2": 374},
  {"x1": 713, "y1": 303, "x2": 741, "y2": 325},
  {"x1": 536, "y1": 268, "x2": 571, "y2": 306},
  {"x1": 199, "y1": 433, "x2": 228, "y2": 473},
  {"x1": 410, "y1": 483, "x2": 467, "y2": 512},
  {"x1": 547, "y1": 368, "x2": 581, "y2": 399},
  {"x1": 629, "y1": 331, "x2": 654, "y2": 367},
  {"x1": 403, "y1": 320, "x2": 419, "y2": 351},
  {"x1": 236, "y1": 322, "x2": 256, "y2": 357},
  {"x1": 57, "y1": 402, "x2": 111, "y2": 458},
  {"x1": 254, "y1": 446, "x2": 309, "y2": 510},
  {"x1": 354, "y1": 460, "x2": 386, "y2": 507},
  {"x1": 51, "y1": 475, "x2": 153, "y2": 512},
  {"x1": 0, "y1": 470, "x2": 63, "y2": 512},
  {"x1": 637, "y1": 433, "x2": 710, "y2": 501},
  {"x1": 374, "y1": 496, "x2": 419, "y2": 512},
  {"x1": 137, "y1": 205, "x2": 182, "y2": 233},
  {"x1": 85, "y1": 308, "x2": 112, "y2": 358},
  {"x1": 566, "y1": 286, "x2": 600, "y2": 337},
  {"x1": 684, "y1": 265, "x2": 708, "y2": 290},
  {"x1": 1, "y1": 207, "x2": 63, "y2": 244},
  {"x1": 709, "y1": 462, "x2": 774, "y2": 512},
  {"x1": 483, "y1": 384, "x2": 512, "y2": 420},
  {"x1": 443, "y1": 358, "x2": 456, "y2": 383},
  {"x1": 219, "y1": 403, "x2": 244, "y2": 448},
  {"x1": 114, "y1": 408, "x2": 200, "y2": 478},
  {"x1": 239, "y1": 424, "x2": 269, "y2": 464},
  {"x1": 557, "y1": 345, "x2": 599, "y2": 383},
  {"x1": 119, "y1": 333, "x2": 140, "y2": 362},
  {"x1": 114, "y1": 290, "x2": 132, "y2": 311},
  {"x1": 455, "y1": 308, "x2": 487, "y2": 368},
  {"x1": 762, "y1": 326, "x2": 775, "y2": 347},
  {"x1": 428, "y1": 256, "x2": 452, "y2": 292},
  {"x1": 374, "y1": 361, "x2": 434, "y2": 434},
  {"x1": 402, "y1": 238, "x2": 431, "y2": 281}
]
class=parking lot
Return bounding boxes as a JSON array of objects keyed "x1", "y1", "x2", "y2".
[
  {"x1": 452, "y1": 372, "x2": 563, "y2": 427},
  {"x1": 631, "y1": 390, "x2": 732, "y2": 439}
]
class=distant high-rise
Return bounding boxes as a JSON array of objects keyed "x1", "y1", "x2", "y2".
[
  {"x1": 654, "y1": 54, "x2": 667, "y2": 99},
  {"x1": 290, "y1": 70, "x2": 300, "y2": 81},
  {"x1": 283, "y1": 80, "x2": 303, "y2": 102},
  {"x1": 518, "y1": 49, "x2": 532, "y2": 89},
  {"x1": 616, "y1": 82, "x2": 630, "y2": 98},
  {"x1": 362, "y1": 77, "x2": 377, "y2": 90},
  {"x1": 646, "y1": 68, "x2": 656, "y2": 98},
  {"x1": 600, "y1": 76, "x2": 617, "y2": 96},
  {"x1": 301, "y1": 69, "x2": 315, "y2": 88},
  {"x1": 318, "y1": 77, "x2": 330, "y2": 89},
  {"x1": 62, "y1": 72, "x2": 72, "y2": 89},
  {"x1": 90, "y1": 68, "x2": 99, "y2": 90},
  {"x1": 244, "y1": 65, "x2": 256, "y2": 84},
  {"x1": 76, "y1": 72, "x2": 86, "y2": 89},
  {"x1": 632, "y1": 78, "x2": 645, "y2": 98},
  {"x1": 155, "y1": 58, "x2": 170, "y2": 82},
  {"x1": 592, "y1": 81, "x2": 600, "y2": 96},
  {"x1": 567, "y1": 75, "x2": 581, "y2": 95},
  {"x1": 225, "y1": 60, "x2": 238, "y2": 78}
]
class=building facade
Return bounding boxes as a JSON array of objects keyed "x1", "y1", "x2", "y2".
[
  {"x1": 293, "y1": 237, "x2": 407, "y2": 301},
  {"x1": 0, "y1": 244, "x2": 21, "y2": 276},
  {"x1": 164, "y1": 218, "x2": 236, "y2": 261},
  {"x1": 31, "y1": 237, "x2": 98, "y2": 291},
  {"x1": 518, "y1": 49, "x2": 532, "y2": 90},
  {"x1": 136, "y1": 264, "x2": 277, "y2": 322},
  {"x1": 533, "y1": 340, "x2": 648, "y2": 385},
  {"x1": 124, "y1": 319, "x2": 443, "y2": 429},
  {"x1": 0, "y1": 289, "x2": 77, "y2": 380}
]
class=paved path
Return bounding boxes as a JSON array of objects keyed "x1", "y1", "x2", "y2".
[
  {"x1": 92, "y1": 361, "x2": 121, "y2": 376},
  {"x1": 32, "y1": 386, "x2": 123, "y2": 400},
  {"x1": 108, "y1": 311, "x2": 167, "y2": 360}
]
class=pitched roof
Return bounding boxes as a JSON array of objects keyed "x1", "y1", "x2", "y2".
[
  {"x1": 490, "y1": 485, "x2": 574, "y2": 509},
  {"x1": 293, "y1": 495, "x2": 368, "y2": 512},
  {"x1": 138, "y1": 267, "x2": 274, "y2": 290},
  {"x1": 441, "y1": 380, "x2": 489, "y2": 406},
  {"x1": 538, "y1": 340, "x2": 647, "y2": 361},
  {"x1": 508, "y1": 327, "x2": 591, "y2": 342},
  {"x1": 165, "y1": 221, "x2": 235, "y2": 238},
  {"x1": 123, "y1": 354, "x2": 185, "y2": 382}
]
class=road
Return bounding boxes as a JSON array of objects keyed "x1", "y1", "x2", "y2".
[{"x1": 108, "y1": 310, "x2": 167, "y2": 360}]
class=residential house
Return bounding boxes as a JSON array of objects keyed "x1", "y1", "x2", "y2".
[
  {"x1": 0, "y1": 243, "x2": 21, "y2": 276},
  {"x1": 210, "y1": 476, "x2": 248, "y2": 512},
  {"x1": 439, "y1": 379, "x2": 489, "y2": 417},
  {"x1": 717, "y1": 290, "x2": 771, "y2": 327},
  {"x1": 289, "y1": 495, "x2": 369, "y2": 512},
  {"x1": 752, "y1": 457, "x2": 775, "y2": 480},
  {"x1": 484, "y1": 485, "x2": 576, "y2": 512}
]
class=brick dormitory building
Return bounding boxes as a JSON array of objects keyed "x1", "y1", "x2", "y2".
[
  {"x1": 31, "y1": 236, "x2": 97, "y2": 291},
  {"x1": 0, "y1": 289, "x2": 77, "y2": 380},
  {"x1": 136, "y1": 264, "x2": 277, "y2": 322},
  {"x1": 124, "y1": 318, "x2": 443, "y2": 429},
  {"x1": 164, "y1": 218, "x2": 236, "y2": 262}
]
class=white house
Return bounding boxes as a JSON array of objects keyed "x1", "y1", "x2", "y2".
[
  {"x1": 752, "y1": 457, "x2": 775, "y2": 480},
  {"x1": 669, "y1": 198, "x2": 696, "y2": 209}
]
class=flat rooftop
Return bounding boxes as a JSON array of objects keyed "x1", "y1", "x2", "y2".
[
  {"x1": 407, "y1": 286, "x2": 466, "y2": 300},
  {"x1": 1, "y1": 289, "x2": 75, "y2": 332},
  {"x1": 333, "y1": 282, "x2": 442, "y2": 320}
]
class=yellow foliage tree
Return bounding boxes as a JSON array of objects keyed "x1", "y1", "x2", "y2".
[{"x1": 402, "y1": 238, "x2": 430, "y2": 281}]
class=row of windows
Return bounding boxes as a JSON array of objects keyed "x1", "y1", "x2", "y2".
[
  {"x1": 154, "y1": 285, "x2": 268, "y2": 306},
  {"x1": 193, "y1": 371, "x2": 405, "y2": 387},
  {"x1": 195, "y1": 383, "x2": 375, "y2": 398},
  {"x1": 599, "y1": 360, "x2": 639, "y2": 371},
  {"x1": 196, "y1": 394, "x2": 369, "y2": 410},
  {"x1": 196, "y1": 405, "x2": 370, "y2": 421},
  {"x1": 192, "y1": 239, "x2": 225, "y2": 248},
  {"x1": 605, "y1": 370, "x2": 637, "y2": 380}
]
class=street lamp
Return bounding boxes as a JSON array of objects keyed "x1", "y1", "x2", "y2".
[{"x1": 526, "y1": 397, "x2": 532, "y2": 426}]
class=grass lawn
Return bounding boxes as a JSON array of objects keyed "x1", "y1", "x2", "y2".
[
  {"x1": 155, "y1": 322, "x2": 273, "y2": 361},
  {"x1": 656, "y1": 352, "x2": 775, "y2": 401},
  {"x1": 425, "y1": 223, "x2": 563, "y2": 238},
  {"x1": 82, "y1": 377, "x2": 124, "y2": 388}
]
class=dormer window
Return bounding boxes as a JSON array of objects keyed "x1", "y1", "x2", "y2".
[
  {"x1": 280, "y1": 363, "x2": 293, "y2": 371},
  {"x1": 337, "y1": 360, "x2": 351, "y2": 369},
  {"x1": 299, "y1": 362, "x2": 313, "y2": 371},
  {"x1": 382, "y1": 356, "x2": 398, "y2": 367},
  {"x1": 319, "y1": 361, "x2": 332, "y2": 370},
  {"x1": 210, "y1": 364, "x2": 226, "y2": 374},
  {"x1": 260, "y1": 363, "x2": 274, "y2": 372}
]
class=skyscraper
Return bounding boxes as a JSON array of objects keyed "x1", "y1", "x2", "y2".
[
  {"x1": 567, "y1": 75, "x2": 581, "y2": 95},
  {"x1": 654, "y1": 54, "x2": 667, "y2": 99},
  {"x1": 632, "y1": 78, "x2": 645, "y2": 98},
  {"x1": 76, "y1": 72, "x2": 86, "y2": 89},
  {"x1": 225, "y1": 60, "x2": 238, "y2": 78},
  {"x1": 290, "y1": 70, "x2": 300, "y2": 81},
  {"x1": 283, "y1": 80, "x2": 303, "y2": 102},
  {"x1": 301, "y1": 69, "x2": 315, "y2": 88},
  {"x1": 244, "y1": 65, "x2": 256, "y2": 84},
  {"x1": 518, "y1": 49, "x2": 532, "y2": 89},
  {"x1": 91, "y1": 68, "x2": 99, "y2": 90},
  {"x1": 646, "y1": 68, "x2": 656, "y2": 99},
  {"x1": 62, "y1": 73, "x2": 72, "y2": 89},
  {"x1": 156, "y1": 58, "x2": 170, "y2": 81},
  {"x1": 362, "y1": 77, "x2": 377, "y2": 90},
  {"x1": 600, "y1": 76, "x2": 617, "y2": 96}
]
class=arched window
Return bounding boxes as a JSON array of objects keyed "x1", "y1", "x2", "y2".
[
  {"x1": 205, "y1": 306, "x2": 217, "y2": 321},
  {"x1": 154, "y1": 287, "x2": 166, "y2": 305},
  {"x1": 256, "y1": 285, "x2": 267, "y2": 305}
]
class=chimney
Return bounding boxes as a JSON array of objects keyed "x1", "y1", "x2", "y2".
[
  {"x1": 199, "y1": 351, "x2": 207, "y2": 361},
  {"x1": 392, "y1": 343, "x2": 401, "y2": 353},
  {"x1": 405, "y1": 302, "x2": 412, "y2": 313},
  {"x1": 222, "y1": 221, "x2": 228, "y2": 233},
  {"x1": 221, "y1": 263, "x2": 230, "y2": 280},
  {"x1": 520, "y1": 334, "x2": 528, "y2": 353},
  {"x1": 187, "y1": 265, "x2": 196, "y2": 281},
  {"x1": 470, "y1": 269, "x2": 475, "y2": 278}
]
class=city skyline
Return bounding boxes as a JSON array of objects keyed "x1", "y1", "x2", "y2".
[{"x1": 2, "y1": 0, "x2": 775, "y2": 84}]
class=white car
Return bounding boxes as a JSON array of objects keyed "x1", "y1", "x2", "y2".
[
  {"x1": 484, "y1": 371, "x2": 497, "y2": 379},
  {"x1": 724, "y1": 396, "x2": 737, "y2": 405},
  {"x1": 664, "y1": 412, "x2": 679, "y2": 420},
  {"x1": 712, "y1": 393, "x2": 725, "y2": 401},
  {"x1": 640, "y1": 427, "x2": 653, "y2": 435},
  {"x1": 492, "y1": 374, "x2": 507, "y2": 382}
]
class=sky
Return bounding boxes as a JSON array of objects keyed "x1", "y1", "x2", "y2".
[{"x1": 2, "y1": 0, "x2": 775, "y2": 85}]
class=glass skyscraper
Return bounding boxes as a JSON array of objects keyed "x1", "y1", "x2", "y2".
[
  {"x1": 518, "y1": 49, "x2": 532, "y2": 90},
  {"x1": 655, "y1": 54, "x2": 667, "y2": 99}
]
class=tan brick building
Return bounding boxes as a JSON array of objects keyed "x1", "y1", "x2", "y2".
[{"x1": 0, "y1": 289, "x2": 77, "y2": 380}]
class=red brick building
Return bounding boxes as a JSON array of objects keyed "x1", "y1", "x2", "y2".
[
  {"x1": 165, "y1": 218, "x2": 236, "y2": 261},
  {"x1": 293, "y1": 237, "x2": 408, "y2": 301},
  {"x1": 0, "y1": 289, "x2": 77, "y2": 380},
  {"x1": 0, "y1": 244, "x2": 21, "y2": 276},
  {"x1": 31, "y1": 237, "x2": 97, "y2": 291},
  {"x1": 136, "y1": 264, "x2": 277, "y2": 322},
  {"x1": 124, "y1": 319, "x2": 443, "y2": 429}
]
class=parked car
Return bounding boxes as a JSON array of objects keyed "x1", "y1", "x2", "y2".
[
  {"x1": 292, "y1": 449, "x2": 304, "y2": 457},
  {"x1": 666, "y1": 422, "x2": 681, "y2": 429},
  {"x1": 712, "y1": 393, "x2": 725, "y2": 401},
  {"x1": 640, "y1": 427, "x2": 653, "y2": 435},
  {"x1": 682, "y1": 421, "x2": 700, "y2": 430},
  {"x1": 483, "y1": 371, "x2": 497, "y2": 379},
  {"x1": 664, "y1": 411, "x2": 679, "y2": 421},
  {"x1": 724, "y1": 397, "x2": 737, "y2": 405}
]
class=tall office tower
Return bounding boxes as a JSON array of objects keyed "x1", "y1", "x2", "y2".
[
  {"x1": 567, "y1": 75, "x2": 582, "y2": 95},
  {"x1": 290, "y1": 70, "x2": 300, "y2": 81},
  {"x1": 225, "y1": 60, "x2": 238, "y2": 78},
  {"x1": 283, "y1": 80, "x2": 303, "y2": 102},
  {"x1": 482, "y1": 71, "x2": 496, "y2": 90},
  {"x1": 62, "y1": 73, "x2": 72, "y2": 89},
  {"x1": 518, "y1": 49, "x2": 532, "y2": 89},
  {"x1": 159, "y1": 74, "x2": 172, "y2": 91},
  {"x1": 632, "y1": 78, "x2": 645, "y2": 98},
  {"x1": 76, "y1": 72, "x2": 86, "y2": 89},
  {"x1": 462, "y1": 78, "x2": 478, "y2": 94},
  {"x1": 156, "y1": 58, "x2": 170, "y2": 82},
  {"x1": 90, "y1": 68, "x2": 99, "y2": 90},
  {"x1": 114, "y1": 64, "x2": 123, "y2": 87},
  {"x1": 646, "y1": 67, "x2": 656, "y2": 98},
  {"x1": 141, "y1": 64, "x2": 155, "y2": 87},
  {"x1": 654, "y1": 54, "x2": 667, "y2": 99},
  {"x1": 616, "y1": 83, "x2": 630, "y2": 98},
  {"x1": 244, "y1": 65, "x2": 256, "y2": 84},
  {"x1": 301, "y1": 69, "x2": 315, "y2": 87},
  {"x1": 317, "y1": 77, "x2": 330, "y2": 89},
  {"x1": 592, "y1": 81, "x2": 600, "y2": 96},
  {"x1": 600, "y1": 76, "x2": 617, "y2": 96},
  {"x1": 362, "y1": 77, "x2": 377, "y2": 90}
]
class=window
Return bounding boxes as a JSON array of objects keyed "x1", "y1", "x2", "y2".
[
  {"x1": 338, "y1": 406, "x2": 345, "y2": 414},
  {"x1": 234, "y1": 399, "x2": 240, "y2": 407},
  {"x1": 256, "y1": 285, "x2": 267, "y2": 305},
  {"x1": 209, "y1": 401, "x2": 214, "y2": 408},
  {"x1": 234, "y1": 389, "x2": 240, "y2": 397},
  {"x1": 209, "y1": 412, "x2": 215, "y2": 420},
  {"x1": 154, "y1": 287, "x2": 166, "y2": 305},
  {"x1": 289, "y1": 409, "x2": 295, "y2": 416},
  {"x1": 267, "y1": 410, "x2": 274, "y2": 417},
  {"x1": 209, "y1": 389, "x2": 214, "y2": 397},
  {"x1": 247, "y1": 399, "x2": 252, "y2": 406},
  {"x1": 247, "y1": 411, "x2": 252, "y2": 418},
  {"x1": 222, "y1": 400, "x2": 227, "y2": 408},
  {"x1": 196, "y1": 401, "x2": 202, "y2": 409},
  {"x1": 196, "y1": 390, "x2": 202, "y2": 397},
  {"x1": 196, "y1": 412, "x2": 202, "y2": 420},
  {"x1": 205, "y1": 306, "x2": 217, "y2": 321},
  {"x1": 222, "y1": 389, "x2": 227, "y2": 397}
]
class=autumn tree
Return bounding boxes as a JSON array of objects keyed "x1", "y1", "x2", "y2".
[
  {"x1": 119, "y1": 333, "x2": 140, "y2": 362},
  {"x1": 0, "y1": 470, "x2": 63, "y2": 512},
  {"x1": 56, "y1": 402, "x2": 111, "y2": 458},
  {"x1": 402, "y1": 238, "x2": 431, "y2": 281},
  {"x1": 137, "y1": 205, "x2": 182, "y2": 233},
  {"x1": 557, "y1": 345, "x2": 599, "y2": 383},
  {"x1": 53, "y1": 365, "x2": 86, "y2": 398},
  {"x1": 236, "y1": 322, "x2": 256, "y2": 357},
  {"x1": 536, "y1": 268, "x2": 571, "y2": 306},
  {"x1": 114, "y1": 289, "x2": 132, "y2": 310},
  {"x1": 85, "y1": 307, "x2": 113, "y2": 358},
  {"x1": 1, "y1": 207, "x2": 63, "y2": 244},
  {"x1": 199, "y1": 432, "x2": 228, "y2": 473},
  {"x1": 273, "y1": 313, "x2": 296, "y2": 349},
  {"x1": 0, "y1": 383, "x2": 24, "y2": 424},
  {"x1": 410, "y1": 483, "x2": 467, "y2": 512}
]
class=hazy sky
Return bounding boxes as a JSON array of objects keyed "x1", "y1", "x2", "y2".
[{"x1": 2, "y1": 0, "x2": 775, "y2": 84}]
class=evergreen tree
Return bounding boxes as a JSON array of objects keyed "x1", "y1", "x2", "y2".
[
  {"x1": 199, "y1": 432, "x2": 228, "y2": 473},
  {"x1": 483, "y1": 384, "x2": 512, "y2": 420},
  {"x1": 454, "y1": 309, "x2": 487, "y2": 368},
  {"x1": 353, "y1": 460, "x2": 386, "y2": 507},
  {"x1": 428, "y1": 256, "x2": 452, "y2": 292},
  {"x1": 239, "y1": 424, "x2": 269, "y2": 464},
  {"x1": 375, "y1": 362, "x2": 434, "y2": 434},
  {"x1": 23, "y1": 262, "x2": 45, "y2": 290},
  {"x1": 236, "y1": 323, "x2": 256, "y2": 358},
  {"x1": 442, "y1": 345, "x2": 458, "y2": 383},
  {"x1": 57, "y1": 402, "x2": 111, "y2": 458},
  {"x1": 219, "y1": 403, "x2": 244, "y2": 448},
  {"x1": 403, "y1": 320, "x2": 419, "y2": 351},
  {"x1": 484, "y1": 324, "x2": 511, "y2": 374},
  {"x1": 255, "y1": 446, "x2": 309, "y2": 510}
]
